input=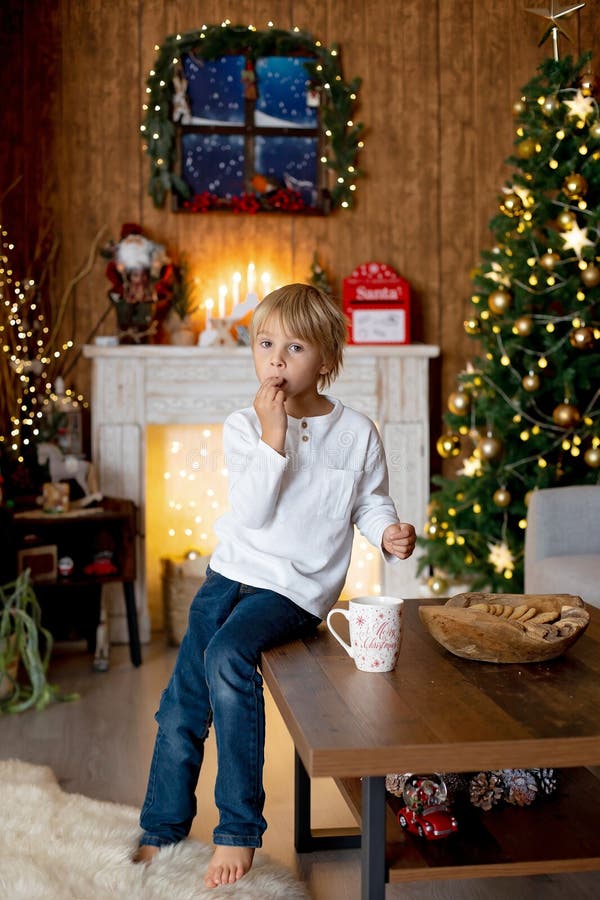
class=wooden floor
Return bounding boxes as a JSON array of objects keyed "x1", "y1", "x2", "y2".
[{"x1": 1, "y1": 637, "x2": 599, "y2": 900}]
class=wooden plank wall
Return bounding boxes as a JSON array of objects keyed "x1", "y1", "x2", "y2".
[{"x1": 2, "y1": 0, "x2": 599, "y2": 474}]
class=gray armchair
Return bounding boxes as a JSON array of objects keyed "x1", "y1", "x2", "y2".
[{"x1": 524, "y1": 485, "x2": 600, "y2": 608}]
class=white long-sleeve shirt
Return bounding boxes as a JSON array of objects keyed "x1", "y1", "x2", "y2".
[{"x1": 210, "y1": 396, "x2": 400, "y2": 619}]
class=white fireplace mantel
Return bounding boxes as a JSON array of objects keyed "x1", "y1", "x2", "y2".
[{"x1": 84, "y1": 343, "x2": 439, "y2": 642}]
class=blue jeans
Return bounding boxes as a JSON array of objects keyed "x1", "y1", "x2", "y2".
[{"x1": 139, "y1": 567, "x2": 320, "y2": 848}]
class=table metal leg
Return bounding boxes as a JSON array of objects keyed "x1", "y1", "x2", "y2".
[
  {"x1": 294, "y1": 749, "x2": 361, "y2": 852},
  {"x1": 361, "y1": 776, "x2": 387, "y2": 900},
  {"x1": 123, "y1": 581, "x2": 142, "y2": 666},
  {"x1": 295, "y1": 748, "x2": 313, "y2": 852}
]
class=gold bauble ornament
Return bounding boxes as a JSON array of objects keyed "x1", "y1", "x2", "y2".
[
  {"x1": 493, "y1": 488, "x2": 512, "y2": 507},
  {"x1": 584, "y1": 446, "x2": 600, "y2": 468},
  {"x1": 513, "y1": 98, "x2": 526, "y2": 116},
  {"x1": 464, "y1": 317, "x2": 481, "y2": 335},
  {"x1": 522, "y1": 371, "x2": 540, "y2": 392},
  {"x1": 556, "y1": 209, "x2": 577, "y2": 231},
  {"x1": 427, "y1": 575, "x2": 448, "y2": 596},
  {"x1": 569, "y1": 326, "x2": 595, "y2": 349},
  {"x1": 499, "y1": 193, "x2": 523, "y2": 217},
  {"x1": 581, "y1": 264, "x2": 600, "y2": 288},
  {"x1": 448, "y1": 390, "x2": 471, "y2": 416},
  {"x1": 436, "y1": 433, "x2": 461, "y2": 458},
  {"x1": 539, "y1": 251, "x2": 560, "y2": 271},
  {"x1": 590, "y1": 122, "x2": 600, "y2": 140},
  {"x1": 541, "y1": 95, "x2": 560, "y2": 115},
  {"x1": 478, "y1": 433, "x2": 503, "y2": 461},
  {"x1": 517, "y1": 137, "x2": 536, "y2": 159},
  {"x1": 488, "y1": 288, "x2": 513, "y2": 315},
  {"x1": 562, "y1": 173, "x2": 588, "y2": 200},
  {"x1": 514, "y1": 315, "x2": 533, "y2": 336},
  {"x1": 552, "y1": 402, "x2": 581, "y2": 428}
]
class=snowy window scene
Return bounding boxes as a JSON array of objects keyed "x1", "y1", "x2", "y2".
[{"x1": 175, "y1": 53, "x2": 324, "y2": 213}]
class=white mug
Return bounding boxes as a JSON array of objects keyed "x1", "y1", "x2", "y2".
[{"x1": 326, "y1": 596, "x2": 404, "y2": 672}]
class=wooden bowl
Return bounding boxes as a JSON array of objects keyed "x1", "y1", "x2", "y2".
[{"x1": 419, "y1": 592, "x2": 590, "y2": 663}]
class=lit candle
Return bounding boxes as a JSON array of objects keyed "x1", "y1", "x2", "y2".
[
  {"x1": 247, "y1": 262, "x2": 256, "y2": 296},
  {"x1": 218, "y1": 284, "x2": 227, "y2": 319},
  {"x1": 232, "y1": 271, "x2": 241, "y2": 307},
  {"x1": 260, "y1": 271, "x2": 271, "y2": 299},
  {"x1": 205, "y1": 298, "x2": 214, "y2": 328}
]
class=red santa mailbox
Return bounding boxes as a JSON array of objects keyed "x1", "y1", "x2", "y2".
[{"x1": 343, "y1": 262, "x2": 410, "y2": 345}]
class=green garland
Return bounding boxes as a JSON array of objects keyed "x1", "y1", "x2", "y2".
[{"x1": 141, "y1": 23, "x2": 364, "y2": 211}]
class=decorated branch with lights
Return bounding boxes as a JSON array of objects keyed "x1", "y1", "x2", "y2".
[
  {"x1": 141, "y1": 21, "x2": 364, "y2": 211},
  {"x1": 418, "y1": 52, "x2": 600, "y2": 596},
  {"x1": 0, "y1": 223, "x2": 106, "y2": 497}
]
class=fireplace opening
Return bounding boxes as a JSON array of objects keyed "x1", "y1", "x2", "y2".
[{"x1": 145, "y1": 423, "x2": 380, "y2": 630}]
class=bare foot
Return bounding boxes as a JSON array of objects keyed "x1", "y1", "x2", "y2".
[
  {"x1": 132, "y1": 844, "x2": 160, "y2": 865},
  {"x1": 204, "y1": 845, "x2": 255, "y2": 888}
]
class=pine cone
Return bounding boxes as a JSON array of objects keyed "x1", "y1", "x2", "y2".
[
  {"x1": 441, "y1": 771, "x2": 469, "y2": 800},
  {"x1": 502, "y1": 768, "x2": 538, "y2": 806},
  {"x1": 531, "y1": 767, "x2": 558, "y2": 795},
  {"x1": 385, "y1": 773, "x2": 407, "y2": 797},
  {"x1": 469, "y1": 771, "x2": 504, "y2": 810}
]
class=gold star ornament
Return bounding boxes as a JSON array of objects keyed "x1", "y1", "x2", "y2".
[
  {"x1": 525, "y1": 2, "x2": 585, "y2": 59},
  {"x1": 563, "y1": 89, "x2": 596, "y2": 120},
  {"x1": 560, "y1": 222, "x2": 595, "y2": 258},
  {"x1": 487, "y1": 541, "x2": 515, "y2": 575}
]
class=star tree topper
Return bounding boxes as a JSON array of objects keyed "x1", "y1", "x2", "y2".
[{"x1": 525, "y1": 2, "x2": 585, "y2": 59}]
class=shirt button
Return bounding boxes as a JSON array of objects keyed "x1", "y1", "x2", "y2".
[
  {"x1": 302, "y1": 434, "x2": 309, "y2": 442},
  {"x1": 301, "y1": 421, "x2": 308, "y2": 428}
]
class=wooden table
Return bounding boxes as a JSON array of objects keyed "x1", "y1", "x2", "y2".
[{"x1": 261, "y1": 599, "x2": 600, "y2": 899}]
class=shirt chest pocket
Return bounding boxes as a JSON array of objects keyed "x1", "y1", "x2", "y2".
[{"x1": 317, "y1": 468, "x2": 356, "y2": 520}]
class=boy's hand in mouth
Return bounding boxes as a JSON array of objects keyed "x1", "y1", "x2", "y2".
[{"x1": 254, "y1": 376, "x2": 288, "y2": 454}]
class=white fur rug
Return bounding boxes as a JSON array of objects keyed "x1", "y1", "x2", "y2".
[{"x1": 0, "y1": 759, "x2": 310, "y2": 899}]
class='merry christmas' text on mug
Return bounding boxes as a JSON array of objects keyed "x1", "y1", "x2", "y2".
[{"x1": 326, "y1": 596, "x2": 404, "y2": 672}]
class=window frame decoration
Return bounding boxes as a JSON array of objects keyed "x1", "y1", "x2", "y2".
[{"x1": 141, "y1": 23, "x2": 364, "y2": 214}]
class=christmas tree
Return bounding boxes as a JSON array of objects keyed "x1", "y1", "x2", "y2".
[{"x1": 418, "y1": 52, "x2": 600, "y2": 596}]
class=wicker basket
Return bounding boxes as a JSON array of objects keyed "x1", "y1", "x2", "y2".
[{"x1": 161, "y1": 556, "x2": 209, "y2": 645}]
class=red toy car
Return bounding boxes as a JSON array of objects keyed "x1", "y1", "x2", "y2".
[
  {"x1": 397, "y1": 803, "x2": 458, "y2": 840},
  {"x1": 84, "y1": 557, "x2": 118, "y2": 576},
  {"x1": 397, "y1": 774, "x2": 458, "y2": 840}
]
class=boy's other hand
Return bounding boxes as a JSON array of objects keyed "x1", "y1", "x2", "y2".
[
  {"x1": 382, "y1": 522, "x2": 416, "y2": 559},
  {"x1": 254, "y1": 376, "x2": 287, "y2": 454}
]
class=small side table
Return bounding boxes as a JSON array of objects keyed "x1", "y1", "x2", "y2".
[{"x1": 5, "y1": 498, "x2": 142, "y2": 667}]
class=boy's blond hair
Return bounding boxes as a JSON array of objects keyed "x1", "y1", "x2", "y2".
[{"x1": 249, "y1": 283, "x2": 347, "y2": 389}]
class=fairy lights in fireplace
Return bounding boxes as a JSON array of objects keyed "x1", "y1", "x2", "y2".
[{"x1": 145, "y1": 423, "x2": 380, "y2": 605}]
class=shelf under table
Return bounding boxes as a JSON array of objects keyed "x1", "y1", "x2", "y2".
[{"x1": 337, "y1": 766, "x2": 600, "y2": 882}]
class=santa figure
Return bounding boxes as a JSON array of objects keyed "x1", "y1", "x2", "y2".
[
  {"x1": 102, "y1": 223, "x2": 179, "y2": 343},
  {"x1": 104, "y1": 223, "x2": 170, "y2": 305}
]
